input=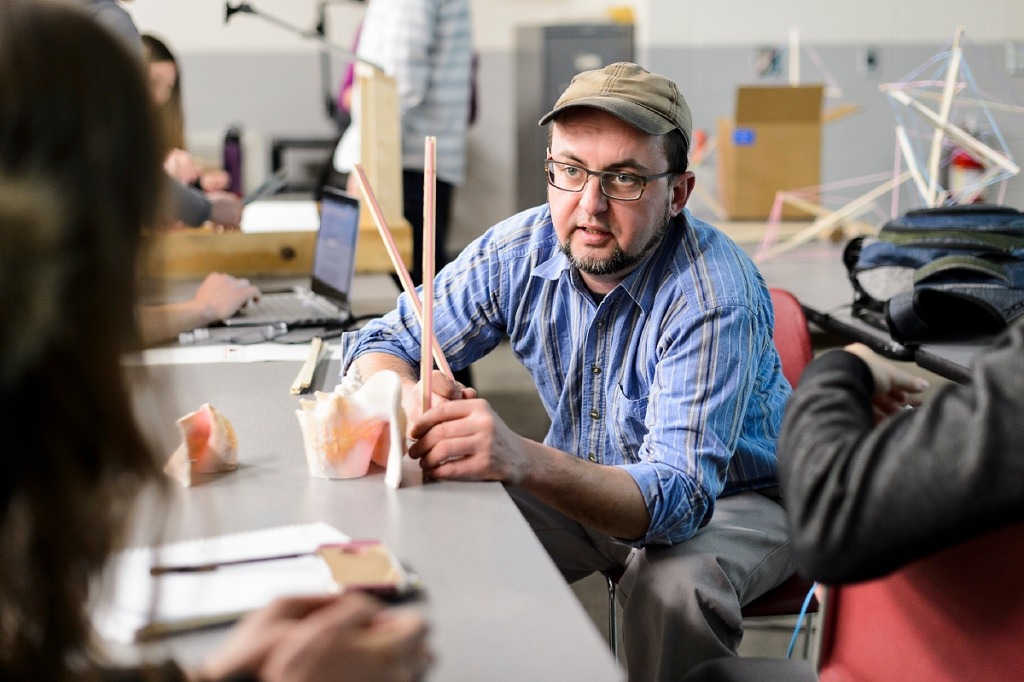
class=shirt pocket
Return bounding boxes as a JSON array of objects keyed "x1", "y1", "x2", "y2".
[{"x1": 608, "y1": 384, "x2": 648, "y2": 463}]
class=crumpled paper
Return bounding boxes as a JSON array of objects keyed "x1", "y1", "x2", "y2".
[{"x1": 164, "y1": 403, "x2": 238, "y2": 487}]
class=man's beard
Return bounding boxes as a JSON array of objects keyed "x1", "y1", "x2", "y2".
[{"x1": 560, "y1": 206, "x2": 671, "y2": 278}]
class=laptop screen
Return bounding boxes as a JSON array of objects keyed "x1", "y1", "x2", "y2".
[{"x1": 311, "y1": 188, "x2": 360, "y2": 305}]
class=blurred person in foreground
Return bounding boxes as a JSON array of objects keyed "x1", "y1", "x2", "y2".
[{"x1": 0, "y1": 1, "x2": 430, "y2": 680}]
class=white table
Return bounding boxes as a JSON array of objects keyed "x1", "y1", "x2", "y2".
[{"x1": 117, "y1": 358, "x2": 623, "y2": 681}]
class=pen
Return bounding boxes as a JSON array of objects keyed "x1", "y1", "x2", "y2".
[{"x1": 149, "y1": 551, "x2": 314, "y2": 575}]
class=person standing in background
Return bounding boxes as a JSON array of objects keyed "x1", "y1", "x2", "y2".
[
  {"x1": 333, "y1": 0, "x2": 473, "y2": 288},
  {"x1": 71, "y1": 0, "x2": 243, "y2": 230}
]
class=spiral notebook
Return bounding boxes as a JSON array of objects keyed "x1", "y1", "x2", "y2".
[{"x1": 91, "y1": 522, "x2": 349, "y2": 643}]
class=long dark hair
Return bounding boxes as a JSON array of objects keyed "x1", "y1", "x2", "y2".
[
  {"x1": 0, "y1": 0, "x2": 167, "y2": 677},
  {"x1": 142, "y1": 32, "x2": 186, "y2": 151}
]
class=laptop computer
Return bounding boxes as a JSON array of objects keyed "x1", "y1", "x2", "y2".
[{"x1": 222, "y1": 187, "x2": 359, "y2": 328}]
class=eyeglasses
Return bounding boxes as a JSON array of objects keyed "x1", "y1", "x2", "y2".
[{"x1": 544, "y1": 160, "x2": 675, "y2": 201}]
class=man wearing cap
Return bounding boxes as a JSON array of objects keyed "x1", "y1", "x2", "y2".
[{"x1": 339, "y1": 62, "x2": 792, "y2": 679}]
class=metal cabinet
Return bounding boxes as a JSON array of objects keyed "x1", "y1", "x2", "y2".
[{"x1": 515, "y1": 23, "x2": 634, "y2": 210}]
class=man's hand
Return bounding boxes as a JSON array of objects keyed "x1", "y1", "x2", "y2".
[
  {"x1": 844, "y1": 343, "x2": 929, "y2": 420},
  {"x1": 408, "y1": 397, "x2": 529, "y2": 484},
  {"x1": 399, "y1": 370, "x2": 475, "y2": 428},
  {"x1": 408, "y1": 396, "x2": 651, "y2": 539}
]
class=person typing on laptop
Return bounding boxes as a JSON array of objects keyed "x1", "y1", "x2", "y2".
[
  {"x1": 138, "y1": 188, "x2": 359, "y2": 346},
  {"x1": 138, "y1": 271, "x2": 261, "y2": 346},
  {"x1": 219, "y1": 187, "x2": 360, "y2": 331}
]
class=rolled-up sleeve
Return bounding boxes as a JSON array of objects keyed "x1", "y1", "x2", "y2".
[{"x1": 621, "y1": 302, "x2": 779, "y2": 546}]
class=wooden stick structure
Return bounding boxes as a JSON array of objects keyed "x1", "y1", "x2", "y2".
[
  {"x1": 926, "y1": 26, "x2": 965, "y2": 206},
  {"x1": 895, "y1": 125, "x2": 930, "y2": 201},
  {"x1": 757, "y1": 26, "x2": 1024, "y2": 261},
  {"x1": 290, "y1": 336, "x2": 325, "y2": 395},
  {"x1": 351, "y1": 163, "x2": 453, "y2": 380},
  {"x1": 689, "y1": 133, "x2": 727, "y2": 220},
  {"x1": 885, "y1": 88, "x2": 1020, "y2": 176},
  {"x1": 756, "y1": 169, "x2": 913, "y2": 262},
  {"x1": 421, "y1": 137, "x2": 437, "y2": 412}
]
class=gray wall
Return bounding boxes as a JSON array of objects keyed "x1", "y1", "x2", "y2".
[
  {"x1": 177, "y1": 39, "x2": 1024, "y2": 258},
  {"x1": 646, "y1": 43, "x2": 1024, "y2": 224}
]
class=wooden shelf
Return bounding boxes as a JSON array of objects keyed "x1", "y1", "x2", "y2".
[{"x1": 141, "y1": 219, "x2": 412, "y2": 280}]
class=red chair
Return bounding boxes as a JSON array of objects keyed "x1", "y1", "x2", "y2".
[
  {"x1": 817, "y1": 521, "x2": 1024, "y2": 681},
  {"x1": 603, "y1": 288, "x2": 818, "y2": 659},
  {"x1": 768, "y1": 288, "x2": 814, "y2": 389}
]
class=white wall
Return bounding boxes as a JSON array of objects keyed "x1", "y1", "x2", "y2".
[
  {"x1": 128, "y1": 2, "x2": 365, "y2": 53},
  {"x1": 640, "y1": 0, "x2": 1024, "y2": 47},
  {"x1": 127, "y1": 0, "x2": 635, "y2": 54},
  {"x1": 128, "y1": 1, "x2": 1024, "y2": 55}
]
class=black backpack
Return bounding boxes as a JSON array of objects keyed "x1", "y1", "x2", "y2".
[{"x1": 844, "y1": 204, "x2": 1024, "y2": 344}]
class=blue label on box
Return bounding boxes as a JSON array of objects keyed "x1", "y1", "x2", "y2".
[{"x1": 733, "y1": 128, "x2": 756, "y2": 146}]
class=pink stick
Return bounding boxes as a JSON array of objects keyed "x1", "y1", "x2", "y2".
[
  {"x1": 351, "y1": 164, "x2": 453, "y2": 380},
  {"x1": 421, "y1": 137, "x2": 437, "y2": 411}
]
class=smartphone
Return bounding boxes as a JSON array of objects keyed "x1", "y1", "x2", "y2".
[{"x1": 316, "y1": 540, "x2": 419, "y2": 601}]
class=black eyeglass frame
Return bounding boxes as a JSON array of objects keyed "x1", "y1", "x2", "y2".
[{"x1": 543, "y1": 159, "x2": 676, "y2": 201}]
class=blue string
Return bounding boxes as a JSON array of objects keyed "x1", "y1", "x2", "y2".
[{"x1": 786, "y1": 581, "x2": 820, "y2": 659}]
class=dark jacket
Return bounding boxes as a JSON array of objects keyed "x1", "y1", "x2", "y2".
[{"x1": 777, "y1": 319, "x2": 1024, "y2": 584}]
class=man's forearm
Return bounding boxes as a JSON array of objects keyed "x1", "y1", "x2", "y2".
[
  {"x1": 519, "y1": 439, "x2": 651, "y2": 541},
  {"x1": 357, "y1": 350, "x2": 651, "y2": 540},
  {"x1": 351, "y1": 351, "x2": 418, "y2": 383},
  {"x1": 137, "y1": 301, "x2": 215, "y2": 347}
]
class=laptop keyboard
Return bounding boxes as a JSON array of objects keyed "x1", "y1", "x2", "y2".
[{"x1": 229, "y1": 290, "x2": 346, "y2": 326}]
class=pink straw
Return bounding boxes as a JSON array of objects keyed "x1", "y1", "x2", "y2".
[{"x1": 351, "y1": 163, "x2": 453, "y2": 380}]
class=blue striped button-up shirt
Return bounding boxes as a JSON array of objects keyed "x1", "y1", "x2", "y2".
[{"x1": 340, "y1": 205, "x2": 790, "y2": 545}]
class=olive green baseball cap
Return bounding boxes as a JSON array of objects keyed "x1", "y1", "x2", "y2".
[{"x1": 539, "y1": 62, "x2": 692, "y2": 146}]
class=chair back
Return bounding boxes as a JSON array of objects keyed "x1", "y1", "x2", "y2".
[
  {"x1": 818, "y1": 521, "x2": 1024, "y2": 681},
  {"x1": 738, "y1": 289, "x2": 818, "y2": 625},
  {"x1": 769, "y1": 288, "x2": 814, "y2": 387}
]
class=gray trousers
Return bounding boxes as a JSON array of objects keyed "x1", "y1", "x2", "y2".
[{"x1": 508, "y1": 488, "x2": 793, "y2": 682}]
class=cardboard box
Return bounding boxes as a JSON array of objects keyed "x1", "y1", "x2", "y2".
[{"x1": 717, "y1": 85, "x2": 824, "y2": 220}]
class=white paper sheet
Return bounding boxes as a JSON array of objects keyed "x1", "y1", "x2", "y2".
[
  {"x1": 126, "y1": 343, "x2": 342, "y2": 366},
  {"x1": 92, "y1": 522, "x2": 350, "y2": 642},
  {"x1": 240, "y1": 200, "x2": 320, "y2": 233}
]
